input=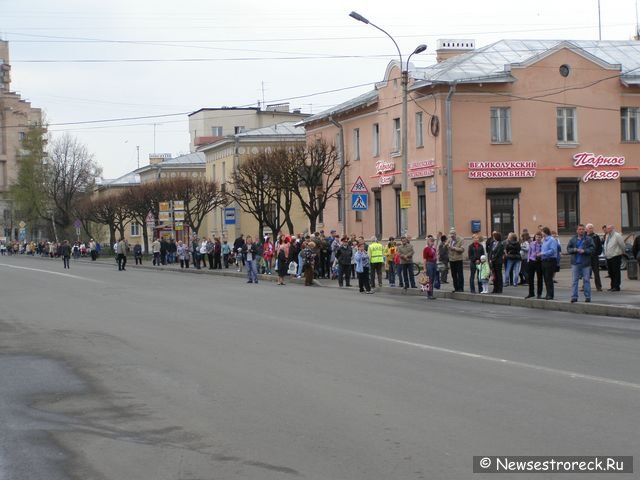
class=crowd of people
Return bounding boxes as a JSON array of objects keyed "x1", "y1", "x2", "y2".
[{"x1": 3, "y1": 222, "x2": 632, "y2": 304}]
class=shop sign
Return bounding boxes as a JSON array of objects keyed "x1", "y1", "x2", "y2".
[
  {"x1": 572, "y1": 152, "x2": 624, "y2": 182},
  {"x1": 468, "y1": 161, "x2": 537, "y2": 179},
  {"x1": 379, "y1": 175, "x2": 395, "y2": 185},
  {"x1": 408, "y1": 160, "x2": 435, "y2": 179},
  {"x1": 400, "y1": 191, "x2": 411, "y2": 209},
  {"x1": 375, "y1": 160, "x2": 399, "y2": 187}
]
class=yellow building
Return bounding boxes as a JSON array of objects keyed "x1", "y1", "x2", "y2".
[{"x1": 198, "y1": 122, "x2": 312, "y2": 240}]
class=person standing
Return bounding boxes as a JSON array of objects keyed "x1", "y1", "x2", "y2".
[
  {"x1": 604, "y1": 224, "x2": 625, "y2": 291},
  {"x1": 89, "y1": 238, "x2": 97, "y2": 261},
  {"x1": 61, "y1": 240, "x2": 71, "y2": 269},
  {"x1": 423, "y1": 236, "x2": 438, "y2": 299},
  {"x1": 222, "y1": 240, "x2": 231, "y2": 268},
  {"x1": 567, "y1": 224, "x2": 594, "y2": 303},
  {"x1": 447, "y1": 230, "x2": 465, "y2": 292},
  {"x1": 262, "y1": 234, "x2": 274, "y2": 275},
  {"x1": 437, "y1": 235, "x2": 449, "y2": 284},
  {"x1": 525, "y1": 232, "x2": 544, "y2": 299},
  {"x1": 133, "y1": 243, "x2": 143, "y2": 265},
  {"x1": 368, "y1": 236, "x2": 384, "y2": 289},
  {"x1": 383, "y1": 237, "x2": 398, "y2": 287},
  {"x1": 489, "y1": 231, "x2": 505, "y2": 294},
  {"x1": 477, "y1": 255, "x2": 491, "y2": 294},
  {"x1": 503, "y1": 232, "x2": 522, "y2": 287},
  {"x1": 397, "y1": 236, "x2": 416, "y2": 292},
  {"x1": 354, "y1": 243, "x2": 372, "y2": 294},
  {"x1": 586, "y1": 223, "x2": 603, "y2": 292},
  {"x1": 152, "y1": 238, "x2": 161, "y2": 266},
  {"x1": 335, "y1": 237, "x2": 353, "y2": 287},
  {"x1": 540, "y1": 227, "x2": 558, "y2": 300},
  {"x1": 243, "y1": 236, "x2": 259, "y2": 284},
  {"x1": 301, "y1": 241, "x2": 316, "y2": 286},
  {"x1": 276, "y1": 237, "x2": 290, "y2": 285},
  {"x1": 177, "y1": 241, "x2": 189, "y2": 269},
  {"x1": 206, "y1": 238, "x2": 214, "y2": 270},
  {"x1": 467, "y1": 234, "x2": 485, "y2": 293},
  {"x1": 116, "y1": 237, "x2": 127, "y2": 271}
]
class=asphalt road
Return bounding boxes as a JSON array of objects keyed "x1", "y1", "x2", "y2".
[{"x1": 0, "y1": 255, "x2": 638, "y2": 480}]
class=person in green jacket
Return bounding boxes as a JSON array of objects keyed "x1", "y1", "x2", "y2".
[{"x1": 368, "y1": 236, "x2": 385, "y2": 289}]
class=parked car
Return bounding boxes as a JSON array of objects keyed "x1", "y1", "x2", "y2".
[{"x1": 598, "y1": 240, "x2": 634, "y2": 270}]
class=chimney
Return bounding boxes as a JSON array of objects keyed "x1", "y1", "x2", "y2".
[{"x1": 436, "y1": 39, "x2": 475, "y2": 63}]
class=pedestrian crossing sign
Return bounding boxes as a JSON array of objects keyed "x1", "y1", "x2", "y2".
[
  {"x1": 350, "y1": 176, "x2": 368, "y2": 193},
  {"x1": 351, "y1": 193, "x2": 368, "y2": 210}
]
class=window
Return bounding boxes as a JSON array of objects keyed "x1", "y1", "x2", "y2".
[
  {"x1": 353, "y1": 128, "x2": 360, "y2": 161},
  {"x1": 557, "y1": 181, "x2": 579, "y2": 233},
  {"x1": 372, "y1": 123, "x2": 380, "y2": 156},
  {"x1": 318, "y1": 197, "x2": 324, "y2": 225},
  {"x1": 415, "y1": 112, "x2": 424, "y2": 147},
  {"x1": 621, "y1": 107, "x2": 640, "y2": 142},
  {"x1": 491, "y1": 107, "x2": 511, "y2": 143},
  {"x1": 130, "y1": 222, "x2": 141, "y2": 237},
  {"x1": 234, "y1": 126, "x2": 245, "y2": 134},
  {"x1": 211, "y1": 126, "x2": 223, "y2": 136},
  {"x1": 337, "y1": 193, "x2": 343, "y2": 222},
  {"x1": 556, "y1": 108, "x2": 577, "y2": 144},
  {"x1": 621, "y1": 180, "x2": 640, "y2": 231},
  {"x1": 392, "y1": 118, "x2": 401, "y2": 153},
  {"x1": 374, "y1": 190, "x2": 382, "y2": 239},
  {"x1": 222, "y1": 161, "x2": 226, "y2": 183},
  {"x1": 395, "y1": 188, "x2": 402, "y2": 237},
  {"x1": 355, "y1": 211, "x2": 363, "y2": 222},
  {"x1": 417, "y1": 184, "x2": 426, "y2": 238}
]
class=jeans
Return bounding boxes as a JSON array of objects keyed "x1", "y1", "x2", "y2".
[
  {"x1": 449, "y1": 260, "x2": 464, "y2": 291},
  {"x1": 246, "y1": 259, "x2": 258, "y2": 283},
  {"x1": 297, "y1": 253, "x2": 304, "y2": 276},
  {"x1": 426, "y1": 261, "x2": 437, "y2": 296},
  {"x1": 571, "y1": 264, "x2": 592, "y2": 300},
  {"x1": 504, "y1": 259, "x2": 521, "y2": 286},
  {"x1": 401, "y1": 264, "x2": 416, "y2": 289},
  {"x1": 387, "y1": 261, "x2": 396, "y2": 286},
  {"x1": 469, "y1": 263, "x2": 479, "y2": 292}
]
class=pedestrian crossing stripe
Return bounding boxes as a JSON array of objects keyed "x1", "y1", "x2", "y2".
[{"x1": 350, "y1": 176, "x2": 368, "y2": 193}]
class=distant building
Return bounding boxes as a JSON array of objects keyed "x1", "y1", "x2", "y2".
[
  {"x1": 188, "y1": 104, "x2": 308, "y2": 152},
  {"x1": 0, "y1": 40, "x2": 43, "y2": 241}
]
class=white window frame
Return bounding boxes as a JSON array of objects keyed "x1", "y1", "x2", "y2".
[
  {"x1": 211, "y1": 126, "x2": 223, "y2": 136},
  {"x1": 392, "y1": 118, "x2": 401, "y2": 153},
  {"x1": 621, "y1": 107, "x2": 640, "y2": 142},
  {"x1": 415, "y1": 112, "x2": 424, "y2": 148},
  {"x1": 353, "y1": 128, "x2": 360, "y2": 160},
  {"x1": 556, "y1": 107, "x2": 577, "y2": 144},
  {"x1": 490, "y1": 107, "x2": 511, "y2": 143},
  {"x1": 130, "y1": 222, "x2": 141, "y2": 237},
  {"x1": 373, "y1": 123, "x2": 380, "y2": 157}
]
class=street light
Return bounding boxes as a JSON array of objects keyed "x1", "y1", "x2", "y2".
[{"x1": 349, "y1": 11, "x2": 426, "y2": 236}]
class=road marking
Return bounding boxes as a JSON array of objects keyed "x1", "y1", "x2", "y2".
[
  {"x1": 308, "y1": 323, "x2": 640, "y2": 391},
  {"x1": 0, "y1": 263, "x2": 102, "y2": 282}
]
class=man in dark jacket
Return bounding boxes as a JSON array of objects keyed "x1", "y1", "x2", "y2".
[
  {"x1": 567, "y1": 224, "x2": 595, "y2": 303},
  {"x1": 335, "y1": 237, "x2": 353, "y2": 287},
  {"x1": 467, "y1": 234, "x2": 485, "y2": 293},
  {"x1": 586, "y1": 223, "x2": 603, "y2": 292}
]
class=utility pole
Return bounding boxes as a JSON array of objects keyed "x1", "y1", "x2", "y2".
[{"x1": 136, "y1": 145, "x2": 140, "y2": 169}]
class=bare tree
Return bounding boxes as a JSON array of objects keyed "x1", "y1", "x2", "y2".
[
  {"x1": 228, "y1": 153, "x2": 284, "y2": 239},
  {"x1": 162, "y1": 178, "x2": 225, "y2": 236},
  {"x1": 121, "y1": 183, "x2": 162, "y2": 254},
  {"x1": 286, "y1": 140, "x2": 348, "y2": 233},
  {"x1": 44, "y1": 133, "x2": 102, "y2": 231},
  {"x1": 82, "y1": 195, "x2": 130, "y2": 249}
]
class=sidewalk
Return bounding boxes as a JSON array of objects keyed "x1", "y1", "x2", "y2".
[{"x1": 80, "y1": 256, "x2": 640, "y2": 319}]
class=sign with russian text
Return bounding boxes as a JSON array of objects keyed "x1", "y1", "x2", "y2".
[
  {"x1": 224, "y1": 208, "x2": 236, "y2": 225},
  {"x1": 159, "y1": 201, "x2": 170, "y2": 212},
  {"x1": 572, "y1": 152, "x2": 624, "y2": 182},
  {"x1": 468, "y1": 161, "x2": 537, "y2": 179},
  {"x1": 400, "y1": 191, "x2": 411, "y2": 209},
  {"x1": 408, "y1": 160, "x2": 435, "y2": 179}
]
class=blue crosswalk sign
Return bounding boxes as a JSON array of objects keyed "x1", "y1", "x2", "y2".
[{"x1": 351, "y1": 193, "x2": 368, "y2": 211}]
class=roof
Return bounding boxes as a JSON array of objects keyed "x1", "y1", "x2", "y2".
[
  {"x1": 235, "y1": 121, "x2": 305, "y2": 137},
  {"x1": 97, "y1": 171, "x2": 140, "y2": 187},
  {"x1": 300, "y1": 89, "x2": 378, "y2": 125},
  {"x1": 413, "y1": 39, "x2": 640, "y2": 86},
  {"x1": 160, "y1": 152, "x2": 206, "y2": 165}
]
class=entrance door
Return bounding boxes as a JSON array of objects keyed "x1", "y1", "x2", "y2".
[
  {"x1": 490, "y1": 197, "x2": 515, "y2": 238},
  {"x1": 374, "y1": 190, "x2": 382, "y2": 239}
]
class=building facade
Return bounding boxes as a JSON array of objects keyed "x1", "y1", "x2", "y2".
[
  {"x1": 188, "y1": 105, "x2": 308, "y2": 152},
  {"x1": 303, "y1": 39, "x2": 640, "y2": 242},
  {"x1": 0, "y1": 40, "x2": 43, "y2": 241},
  {"x1": 199, "y1": 122, "x2": 309, "y2": 240}
]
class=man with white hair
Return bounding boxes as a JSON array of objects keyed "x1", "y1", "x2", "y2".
[
  {"x1": 604, "y1": 225, "x2": 625, "y2": 291},
  {"x1": 585, "y1": 223, "x2": 603, "y2": 292}
]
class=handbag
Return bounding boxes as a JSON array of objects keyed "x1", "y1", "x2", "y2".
[
  {"x1": 287, "y1": 261, "x2": 298, "y2": 275},
  {"x1": 417, "y1": 273, "x2": 429, "y2": 285}
]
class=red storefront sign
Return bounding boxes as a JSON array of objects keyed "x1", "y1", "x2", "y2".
[
  {"x1": 572, "y1": 152, "x2": 624, "y2": 182},
  {"x1": 468, "y1": 161, "x2": 537, "y2": 179},
  {"x1": 408, "y1": 160, "x2": 435, "y2": 179}
]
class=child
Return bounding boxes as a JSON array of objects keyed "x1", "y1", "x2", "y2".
[{"x1": 477, "y1": 255, "x2": 491, "y2": 294}]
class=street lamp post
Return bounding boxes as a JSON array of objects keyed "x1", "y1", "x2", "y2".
[{"x1": 349, "y1": 11, "x2": 426, "y2": 236}]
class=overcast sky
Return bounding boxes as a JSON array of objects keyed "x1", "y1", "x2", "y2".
[{"x1": 2, "y1": 0, "x2": 638, "y2": 179}]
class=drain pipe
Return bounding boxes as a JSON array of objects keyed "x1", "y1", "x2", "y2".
[
  {"x1": 445, "y1": 82, "x2": 457, "y2": 231},
  {"x1": 329, "y1": 116, "x2": 347, "y2": 236}
]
